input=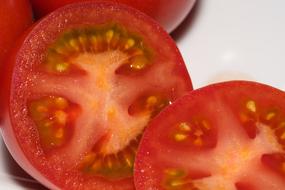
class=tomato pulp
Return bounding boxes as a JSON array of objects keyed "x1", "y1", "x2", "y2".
[
  {"x1": 30, "y1": 0, "x2": 196, "y2": 32},
  {"x1": 135, "y1": 81, "x2": 285, "y2": 190},
  {"x1": 2, "y1": 2, "x2": 192, "y2": 189}
]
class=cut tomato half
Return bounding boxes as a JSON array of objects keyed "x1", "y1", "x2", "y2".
[
  {"x1": 1, "y1": 2, "x2": 192, "y2": 189},
  {"x1": 134, "y1": 81, "x2": 285, "y2": 190}
]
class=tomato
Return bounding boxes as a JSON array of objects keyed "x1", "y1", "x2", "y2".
[
  {"x1": 0, "y1": 0, "x2": 33, "y2": 67},
  {"x1": 1, "y1": 2, "x2": 192, "y2": 189},
  {"x1": 30, "y1": 0, "x2": 196, "y2": 32},
  {"x1": 134, "y1": 81, "x2": 285, "y2": 190},
  {"x1": 0, "y1": 0, "x2": 33, "y2": 121}
]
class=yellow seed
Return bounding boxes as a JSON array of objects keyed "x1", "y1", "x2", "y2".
[
  {"x1": 246, "y1": 100, "x2": 256, "y2": 112},
  {"x1": 201, "y1": 120, "x2": 210, "y2": 130},
  {"x1": 55, "y1": 128, "x2": 64, "y2": 139},
  {"x1": 164, "y1": 169, "x2": 182, "y2": 176},
  {"x1": 55, "y1": 62, "x2": 69, "y2": 72},
  {"x1": 146, "y1": 96, "x2": 158, "y2": 107},
  {"x1": 266, "y1": 112, "x2": 276, "y2": 121},
  {"x1": 193, "y1": 138, "x2": 203, "y2": 146},
  {"x1": 91, "y1": 35, "x2": 97, "y2": 44},
  {"x1": 170, "y1": 179, "x2": 184, "y2": 187},
  {"x1": 124, "y1": 153, "x2": 133, "y2": 167},
  {"x1": 130, "y1": 56, "x2": 147, "y2": 70},
  {"x1": 43, "y1": 121, "x2": 53, "y2": 128},
  {"x1": 106, "y1": 30, "x2": 114, "y2": 43},
  {"x1": 194, "y1": 129, "x2": 203, "y2": 137},
  {"x1": 79, "y1": 35, "x2": 87, "y2": 45},
  {"x1": 106, "y1": 157, "x2": 113, "y2": 169},
  {"x1": 91, "y1": 159, "x2": 102, "y2": 171},
  {"x1": 174, "y1": 133, "x2": 188, "y2": 141},
  {"x1": 83, "y1": 152, "x2": 96, "y2": 164},
  {"x1": 281, "y1": 132, "x2": 285, "y2": 140},
  {"x1": 179, "y1": 122, "x2": 191, "y2": 132},
  {"x1": 55, "y1": 46, "x2": 66, "y2": 54},
  {"x1": 54, "y1": 110, "x2": 67, "y2": 125},
  {"x1": 125, "y1": 38, "x2": 135, "y2": 49},
  {"x1": 36, "y1": 105, "x2": 48, "y2": 113},
  {"x1": 69, "y1": 39, "x2": 80, "y2": 50},
  {"x1": 55, "y1": 97, "x2": 68, "y2": 109}
]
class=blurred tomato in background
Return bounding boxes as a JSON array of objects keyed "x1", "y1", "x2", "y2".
[
  {"x1": 0, "y1": 0, "x2": 33, "y2": 67},
  {"x1": 30, "y1": 0, "x2": 196, "y2": 32}
]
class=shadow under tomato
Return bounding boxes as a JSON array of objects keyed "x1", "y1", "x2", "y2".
[
  {"x1": 171, "y1": 0, "x2": 202, "y2": 42},
  {"x1": 0, "y1": 139, "x2": 48, "y2": 190}
]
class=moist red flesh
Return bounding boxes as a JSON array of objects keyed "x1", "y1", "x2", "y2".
[
  {"x1": 134, "y1": 81, "x2": 285, "y2": 190},
  {"x1": 2, "y1": 2, "x2": 192, "y2": 190}
]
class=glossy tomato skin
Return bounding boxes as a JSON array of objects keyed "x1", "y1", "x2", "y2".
[
  {"x1": 30, "y1": 0, "x2": 196, "y2": 32},
  {"x1": 2, "y1": 2, "x2": 192, "y2": 189},
  {"x1": 0, "y1": 0, "x2": 33, "y2": 121},
  {"x1": 135, "y1": 81, "x2": 285, "y2": 190},
  {"x1": 0, "y1": 0, "x2": 33, "y2": 66}
]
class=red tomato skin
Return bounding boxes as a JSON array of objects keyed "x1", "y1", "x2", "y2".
[
  {"x1": 0, "y1": 0, "x2": 33, "y2": 66},
  {"x1": 0, "y1": 0, "x2": 33, "y2": 122},
  {"x1": 30, "y1": 0, "x2": 196, "y2": 32},
  {"x1": 2, "y1": 2, "x2": 192, "y2": 189}
]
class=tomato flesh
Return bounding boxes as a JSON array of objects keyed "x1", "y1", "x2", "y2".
[
  {"x1": 2, "y1": 2, "x2": 192, "y2": 189},
  {"x1": 135, "y1": 81, "x2": 285, "y2": 190}
]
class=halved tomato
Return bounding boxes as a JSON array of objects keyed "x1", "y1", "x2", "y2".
[
  {"x1": 30, "y1": 0, "x2": 196, "y2": 32},
  {"x1": 135, "y1": 81, "x2": 285, "y2": 190},
  {"x1": 1, "y1": 2, "x2": 192, "y2": 189}
]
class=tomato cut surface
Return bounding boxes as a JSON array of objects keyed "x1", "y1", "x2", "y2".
[
  {"x1": 134, "y1": 81, "x2": 285, "y2": 190},
  {"x1": 1, "y1": 2, "x2": 192, "y2": 190}
]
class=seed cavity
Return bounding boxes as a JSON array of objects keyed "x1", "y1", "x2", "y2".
[
  {"x1": 162, "y1": 168, "x2": 198, "y2": 190},
  {"x1": 28, "y1": 96, "x2": 79, "y2": 151},
  {"x1": 172, "y1": 120, "x2": 211, "y2": 147},
  {"x1": 81, "y1": 137, "x2": 138, "y2": 179},
  {"x1": 241, "y1": 99, "x2": 285, "y2": 148},
  {"x1": 129, "y1": 94, "x2": 171, "y2": 118},
  {"x1": 44, "y1": 24, "x2": 153, "y2": 74}
]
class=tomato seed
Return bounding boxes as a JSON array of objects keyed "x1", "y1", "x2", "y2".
[
  {"x1": 179, "y1": 122, "x2": 191, "y2": 132},
  {"x1": 246, "y1": 100, "x2": 256, "y2": 112},
  {"x1": 174, "y1": 133, "x2": 188, "y2": 141},
  {"x1": 266, "y1": 111, "x2": 276, "y2": 121}
]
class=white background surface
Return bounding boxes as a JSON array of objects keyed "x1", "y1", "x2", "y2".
[{"x1": 1, "y1": 0, "x2": 285, "y2": 189}]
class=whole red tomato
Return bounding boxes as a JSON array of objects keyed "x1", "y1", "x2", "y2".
[
  {"x1": 0, "y1": 0, "x2": 33, "y2": 66},
  {"x1": 30, "y1": 0, "x2": 196, "y2": 32},
  {"x1": 0, "y1": 0, "x2": 33, "y2": 120}
]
